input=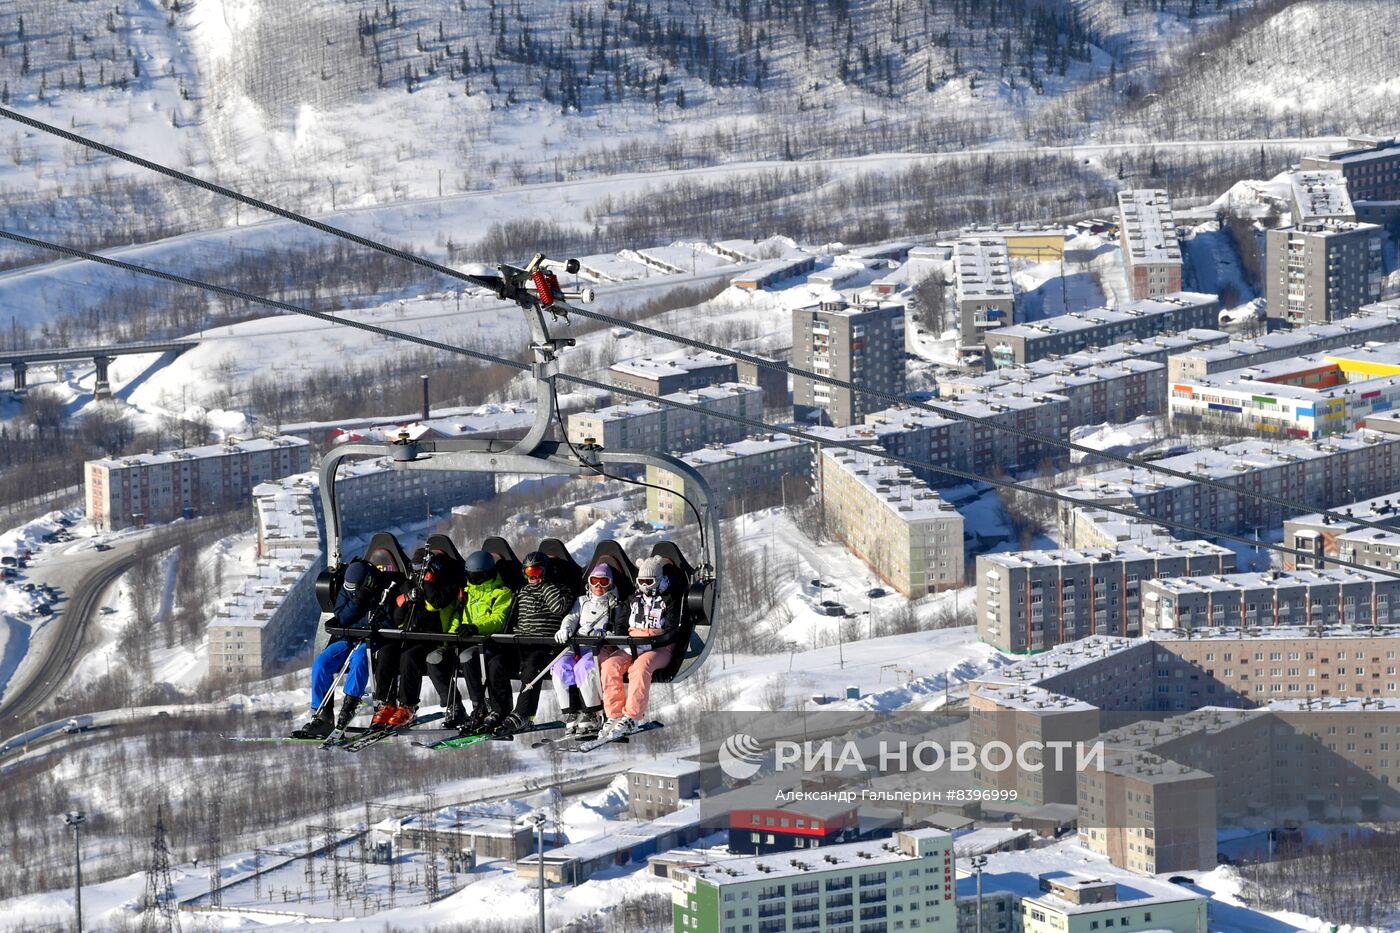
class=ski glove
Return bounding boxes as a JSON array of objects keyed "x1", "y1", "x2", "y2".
[
  {"x1": 458, "y1": 622, "x2": 479, "y2": 637},
  {"x1": 554, "y1": 617, "x2": 579, "y2": 643}
]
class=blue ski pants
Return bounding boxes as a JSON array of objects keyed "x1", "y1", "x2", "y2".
[{"x1": 310, "y1": 639, "x2": 369, "y2": 710}]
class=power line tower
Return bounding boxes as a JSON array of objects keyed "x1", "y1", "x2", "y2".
[
  {"x1": 206, "y1": 797, "x2": 223, "y2": 909},
  {"x1": 139, "y1": 805, "x2": 181, "y2": 933}
]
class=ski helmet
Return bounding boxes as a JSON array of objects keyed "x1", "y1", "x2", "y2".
[
  {"x1": 635, "y1": 556, "x2": 668, "y2": 596},
  {"x1": 522, "y1": 551, "x2": 548, "y2": 583},
  {"x1": 465, "y1": 550, "x2": 496, "y2": 585},
  {"x1": 341, "y1": 560, "x2": 378, "y2": 606},
  {"x1": 587, "y1": 563, "x2": 614, "y2": 595}
]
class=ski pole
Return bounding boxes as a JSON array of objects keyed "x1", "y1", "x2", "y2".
[
  {"x1": 522, "y1": 645, "x2": 577, "y2": 691},
  {"x1": 315, "y1": 640, "x2": 356, "y2": 718}
]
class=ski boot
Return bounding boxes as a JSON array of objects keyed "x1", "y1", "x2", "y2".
[
  {"x1": 572, "y1": 710, "x2": 604, "y2": 737},
  {"x1": 443, "y1": 701, "x2": 468, "y2": 730},
  {"x1": 334, "y1": 696, "x2": 361, "y2": 732},
  {"x1": 371, "y1": 703, "x2": 398, "y2": 728},
  {"x1": 386, "y1": 705, "x2": 418, "y2": 728},
  {"x1": 493, "y1": 712, "x2": 528, "y2": 738},
  {"x1": 290, "y1": 702, "x2": 334, "y2": 739}
]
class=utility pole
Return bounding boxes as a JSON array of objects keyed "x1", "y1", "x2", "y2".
[
  {"x1": 531, "y1": 812, "x2": 547, "y2": 933},
  {"x1": 970, "y1": 854, "x2": 988, "y2": 933},
  {"x1": 64, "y1": 811, "x2": 87, "y2": 933}
]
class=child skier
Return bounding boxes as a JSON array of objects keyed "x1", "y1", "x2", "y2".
[
  {"x1": 290, "y1": 560, "x2": 395, "y2": 739},
  {"x1": 435, "y1": 550, "x2": 514, "y2": 733},
  {"x1": 550, "y1": 563, "x2": 624, "y2": 736},
  {"x1": 488, "y1": 550, "x2": 571, "y2": 737},
  {"x1": 598, "y1": 556, "x2": 680, "y2": 740}
]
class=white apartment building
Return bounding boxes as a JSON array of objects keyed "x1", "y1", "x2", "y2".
[{"x1": 1116, "y1": 190, "x2": 1182, "y2": 300}]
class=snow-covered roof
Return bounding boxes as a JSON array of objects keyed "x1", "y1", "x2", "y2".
[
  {"x1": 979, "y1": 540, "x2": 1231, "y2": 572},
  {"x1": 1174, "y1": 303, "x2": 1400, "y2": 367},
  {"x1": 628, "y1": 757, "x2": 717, "y2": 779},
  {"x1": 680, "y1": 829, "x2": 951, "y2": 885},
  {"x1": 582, "y1": 383, "x2": 759, "y2": 423},
  {"x1": 951, "y1": 828, "x2": 1036, "y2": 857},
  {"x1": 1116, "y1": 189, "x2": 1181, "y2": 264},
  {"x1": 610, "y1": 351, "x2": 734, "y2": 380},
  {"x1": 1152, "y1": 624, "x2": 1400, "y2": 641},
  {"x1": 990, "y1": 293, "x2": 1216, "y2": 343},
  {"x1": 952, "y1": 846, "x2": 1204, "y2": 913},
  {"x1": 90, "y1": 434, "x2": 309, "y2": 469},
  {"x1": 821, "y1": 448, "x2": 960, "y2": 523},
  {"x1": 975, "y1": 636, "x2": 1150, "y2": 690},
  {"x1": 1289, "y1": 170, "x2": 1355, "y2": 221},
  {"x1": 678, "y1": 434, "x2": 808, "y2": 465},
  {"x1": 954, "y1": 237, "x2": 1014, "y2": 301},
  {"x1": 1285, "y1": 219, "x2": 1383, "y2": 239},
  {"x1": 1098, "y1": 749, "x2": 1212, "y2": 785}
]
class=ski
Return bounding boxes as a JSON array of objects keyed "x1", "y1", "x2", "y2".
[
  {"x1": 416, "y1": 719, "x2": 565, "y2": 751},
  {"x1": 338, "y1": 711, "x2": 446, "y2": 753},
  {"x1": 567, "y1": 720, "x2": 664, "y2": 753},
  {"x1": 224, "y1": 728, "x2": 370, "y2": 745}
]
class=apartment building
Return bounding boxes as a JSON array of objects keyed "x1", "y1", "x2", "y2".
[
  {"x1": 792, "y1": 298, "x2": 908, "y2": 427},
  {"x1": 1265, "y1": 221, "x2": 1385, "y2": 325},
  {"x1": 950, "y1": 358, "x2": 1165, "y2": 428},
  {"x1": 956, "y1": 869, "x2": 1207, "y2": 933},
  {"x1": 610, "y1": 351, "x2": 738, "y2": 396},
  {"x1": 1142, "y1": 568, "x2": 1400, "y2": 632},
  {"x1": 1166, "y1": 301, "x2": 1400, "y2": 382},
  {"x1": 1076, "y1": 750, "x2": 1217, "y2": 876},
  {"x1": 976, "y1": 541, "x2": 1235, "y2": 653},
  {"x1": 646, "y1": 434, "x2": 812, "y2": 523},
  {"x1": 671, "y1": 829, "x2": 957, "y2": 933},
  {"x1": 959, "y1": 223, "x2": 1067, "y2": 261},
  {"x1": 85, "y1": 435, "x2": 312, "y2": 531},
  {"x1": 331, "y1": 454, "x2": 494, "y2": 538},
  {"x1": 1058, "y1": 433, "x2": 1400, "y2": 540},
  {"x1": 1284, "y1": 491, "x2": 1400, "y2": 569},
  {"x1": 987, "y1": 293, "x2": 1219, "y2": 369},
  {"x1": 628, "y1": 759, "x2": 723, "y2": 821},
  {"x1": 1301, "y1": 136, "x2": 1400, "y2": 206},
  {"x1": 1288, "y1": 169, "x2": 1356, "y2": 223},
  {"x1": 208, "y1": 476, "x2": 321, "y2": 680},
  {"x1": 954, "y1": 237, "x2": 1016, "y2": 347},
  {"x1": 1168, "y1": 342, "x2": 1400, "y2": 439},
  {"x1": 730, "y1": 254, "x2": 819, "y2": 290},
  {"x1": 1116, "y1": 190, "x2": 1183, "y2": 300},
  {"x1": 818, "y1": 448, "x2": 965, "y2": 598},
  {"x1": 1059, "y1": 508, "x2": 1177, "y2": 551},
  {"x1": 566, "y1": 383, "x2": 763, "y2": 453},
  {"x1": 726, "y1": 799, "x2": 863, "y2": 855},
  {"x1": 736, "y1": 357, "x2": 792, "y2": 419}
]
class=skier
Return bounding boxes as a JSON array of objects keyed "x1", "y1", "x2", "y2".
[
  {"x1": 393, "y1": 549, "x2": 465, "y2": 729},
  {"x1": 488, "y1": 550, "x2": 571, "y2": 737},
  {"x1": 598, "y1": 556, "x2": 679, "y2": 740},
  {"x1": 290, "y1": 560, "x2": 397, "y2": 739},
  {"x1": 550, "y1": 563, "x2": 623, "y2": 736},
  {"x1": 368, "y1": 546, "x2": 438, "y2": 729},
  {"x1": 432, "y1": 549, "x2": 513, "y2": 732}
]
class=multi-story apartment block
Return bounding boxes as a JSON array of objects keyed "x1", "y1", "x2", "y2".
[
  {"x1": 1301, "y1": 136, "x2": 1400, "y2": 206},
  {"x1": 1141, "y1": 567, "x2": 1400, "y2": 632},
  {"x1": 646, "y1": 434, "x2": 812, "y2": 523},
  {"x1": 671, "y1": 829, "x2": 957, "y2": 933},
  {"x1": 1288, "y1": 169, "x2": 1356, "y2": 223},
  {"x1": 566, "y1": 383, "x2": 763, "y2": 454},
  {"x1": 792, "y1": 298, "x2": 908, "y2": 427},
  {"x1": 959, "y1": 223, "x2": 1067, "y2": 260},
  {"x1": 1168, "y1": 342, "x2": 1400, "y2": 439},
  {"x1": 331, "y1": 454, "x2": 494, "y2": 538},
  {"x1": 818, "y1": 447, "x2": 965, "y2": 597},
  {"x1": 735, "y1": 358, "x2": 791, "y2": 419},
  {"x1": 987, "y1": 293, "x2": 1218, "y2": 369},
  {"x1": 1284, "y1": 491, "x2": 1400, "y2": 569},
  {"x1": 976, "y1": 541, "x2": 1235, "y2": 653},
  {"x1": 1076, "y1": 750, "x2": 1217, "y2": 876},
  {"x1": 1265, "y1": 220, "x2": 1385, "y2": 325},
  {"x1": 948, "y1": 358, "x2": 1165, "y2": 428},
  {"x1": 1059, "y1": 508, "x2": 1177, "y2": 551},
  {"x1": 85, "y1": 435, "x2": 312, "y2": 531},
  {"x1": 954, "y1": 237, "x2": 1016, "y2": 347},
  {"x1": 1166, "y1": 301, "x2": 1400, "y2": 382},
  {"x1": 1116, "y1": 190, "x2": 1183, "y2": 300},
  {"x1": 956, "y1": 869, "x2": 1207, "y2": 933},
  {"x1": 1058, "y1": 434, "x2": 1400, "y2": 540},
  {"x1": 627, "y1": 759, "x2": 722, "y2": 821},
  {"x1": 610, "y1": 351, "x2": 737, "y2": 396},
  {"x1": 1156, "y1": 628, "x2": 1400, "y2": 701}
]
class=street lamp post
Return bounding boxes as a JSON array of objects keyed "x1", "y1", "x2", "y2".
[
  {"x1": 64, "y1": 810, "x2": 87, "y2": 933},
  {"x1": 970, "y1": 854, "x2": 988, "y2": 933},
  {"x1": 530, "y1": 812, "x2": 547, "y2": 933}
]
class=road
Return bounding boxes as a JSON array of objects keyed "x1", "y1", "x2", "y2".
[{"x1": 0, "y1": 519, "x2": 219, "y2": 725}]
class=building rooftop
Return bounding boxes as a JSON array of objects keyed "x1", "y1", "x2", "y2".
[
  {"x1": 979, "y1": 540, "x2": 1232, "y2": 572},
  {"x1": 1286, "y1": 219, "x2": 1383, "y2": 238},
  {"x1": 1065, "y1": 507, "x2": 1176, "y2": 547},
  {"x1": 628, "y1": 757, "x2": 717, "y2": 779},
  {"x1": 1289, "y1": 490, "x2": 1400, "y2": 531},
  {"x1": 1145, "y1": 565, "x2": 1400, "y2": 598},
  {"x1": 253, "y1": 474, "x2": 320, "y2": 548},
  {"x1": 90, "y1": 435, "x2": 308, "y2": 469},
  {"x1": 990, "y1": 293, "x2": 1216, "y2": 344},
  {"x1": 1314, "y1": 137, "x2": 1400, "y2": 167},
  {"x1": 1116, "y1": 190, "x2": 1182, "y2": 264},
  {"x1": 1099, "y1": 749, "x2": 1213, "y2": 785},
  {"x1": 975, "y1": 636, "x2": 1151, "y2": 691},
  {"x1": 680, "y1": 829, "x2": 951, "y2": 885},
  {"x1": 679, "y1": 434, "x2": 809, "y2": 465},
  {"x1": 1062, "y1": 433, "x2": 1398, "y2": 502},
  {"x1": 1097, "y1": 707, "x2": 1268, "y2": 751},
  {"x1": 821, "y1": 448, "x2": 960, "y2": 522},
  {"x1": 951, "y1": 828, "x2": 1036, "y2": 857},
  {"x1": 1173, "y1": 303, "x2": 1400, "y2": 367},
  {"x1": 611, "y1": 351, "x2": 735, "y2": 381},
  {"x1": 954, "y1": 237, "x2": 1014, "y2": 301},
  {"x1": 1265, "y1": 696, "x2": 1400, "y2": 712},
  {"x1": 1289, "y1": 170, "x2": 1355, "y2": 221},
  {"x1": 1152, "y1": 624, "x2": 1400, "y2": 642},
  {"x1": 952, "y1": 846, "x2": 1205, "y2": 914},
  {"x1": 579, "y1": 382, "x2": 761, "y2": 424},
  {"x1": 974, "y1": 683, "x2": 1097, "y2": 713}
]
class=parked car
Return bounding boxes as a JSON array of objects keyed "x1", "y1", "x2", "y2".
[
  {"x1": 866, "y1": 587, "x2": 887, "y2": 599},
  {"x1": 94, "y1": 542, "x2": 113, "y2": 552},
  {"x1": 0, "y1": 556, "x2": 15, "y2": 568},
  {"x1": 35, "y1": 604, "x2": 52, "y2": 616}
]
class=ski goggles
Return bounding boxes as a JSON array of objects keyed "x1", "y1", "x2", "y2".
[
  {"x1": 466, "y1": 571, "x2": 494, "y2": 585},
  {"x1": 588, "y1": 575, "x2": 613, "y2": 588},
  {"x1": 523, "y1": 565, "x2": 546, "y2": 581},
  {"x1": 637, "y1": 577, "x2": 657, "y2": 588}
]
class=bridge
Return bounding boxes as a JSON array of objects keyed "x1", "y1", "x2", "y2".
[{"x1": 1, "y1": 340, "x2": 194, "y2": 399}]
